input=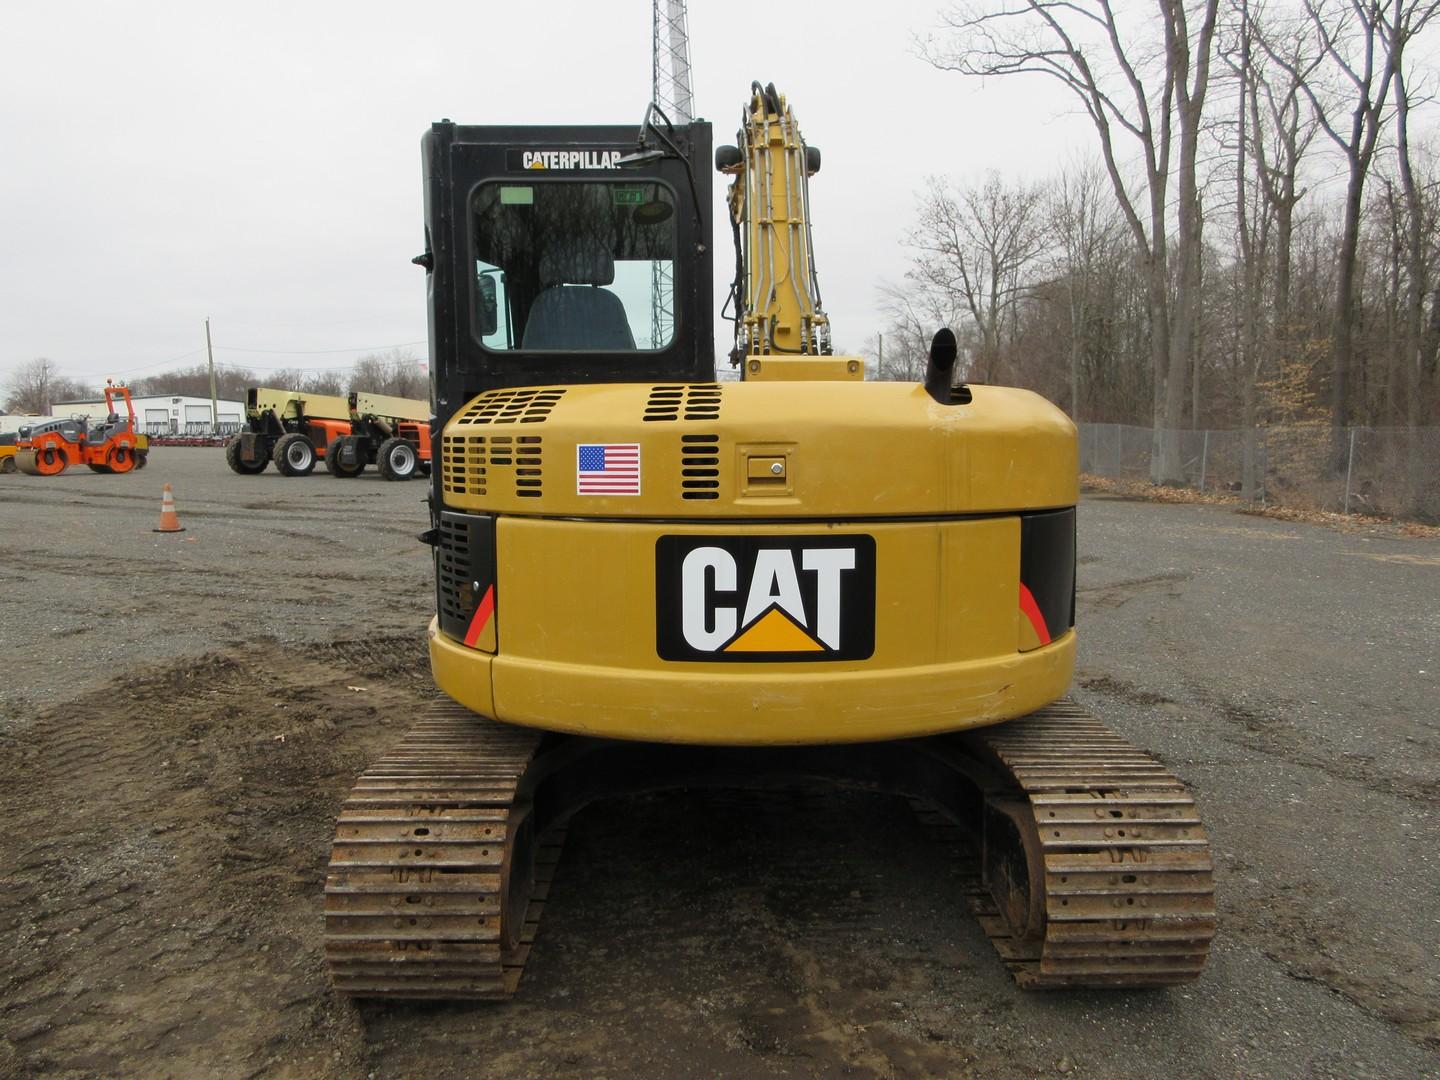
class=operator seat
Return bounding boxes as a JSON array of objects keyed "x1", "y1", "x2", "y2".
[
  {"x1": 88, "y1": 413, "x2": 125, "y2": 444},
  {"x1": 522, "y1": 242, "x2": 635, "y2": 351}
]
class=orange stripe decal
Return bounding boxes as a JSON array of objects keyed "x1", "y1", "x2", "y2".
[
  {"x1": 1019, "y1": 583, "x2": 1051, "y2": 645},
  {"x1": 462, "y1": 585, "x2": 495, "y2": 649}
]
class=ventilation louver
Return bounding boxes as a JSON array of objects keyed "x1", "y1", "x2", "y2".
[
  {"x1": 644, "y1": 384, "x2": 722, "y2": 422},
  {"x1": 441, "y1": 433, "x2": 487, "y2": 496},
  {"x1": 457, "y1": 388, "x2": 566, "y2": 425},
  {"x1": 680, "y1": 434, "x2": 720, "y2": 500},
  {"x1": 441, "y1": 433, "x2": 543, "y2": 499},
  {"x1": 435, "y1": 513, "x2": 478, "y2": 633}
]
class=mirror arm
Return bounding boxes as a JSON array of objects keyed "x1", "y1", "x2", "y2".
[
  {"x1": 625, "y1": 101, "x2": 705, "y2": 246},
  {"x1": 647, "y1": 117, "x2": 705, "y2": 248}
]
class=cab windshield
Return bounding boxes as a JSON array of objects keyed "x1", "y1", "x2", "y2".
[{"x1": 471, "y1": 180, "x2": 678, "y2": 352}]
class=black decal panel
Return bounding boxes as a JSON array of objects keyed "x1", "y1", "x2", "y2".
[
  {"x1": 1019, "y1": 508, "x2": 1076, "y2": 642},
  {"x1": 656, "y1": 535, "x2": 876, "y2": 662}
]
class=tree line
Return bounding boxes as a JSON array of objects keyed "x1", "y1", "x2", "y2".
[
  {"x1": 877, "y1": 0, "x2": 1440, "y2": 492},
  {"x1": 2, "y1": 349, "x2": 427, "y2": 415}
]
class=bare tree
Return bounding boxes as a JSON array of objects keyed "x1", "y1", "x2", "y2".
[
  {"x1": 1249, "y1": 12, "x2": 1319, "y2": 348},
  {"x1": 302, "y1": 370, "x2": 346, "y2": 396},
  {"x1": 1233, "y1": 5, "x2": 1273, "y2": 497},
  {"x1": 924, "y1": 0, "x2": 1221, "y2": 483},
  {"x1": 3, "y1": 358, "x2": 93, "y2": 414},
  {"x1": 1222, "y1": 0, "x2": 1320, "y2": 495},
  {"x1": 1387, "y1": 25, "x2": 1438, "y2": 509},
  {"x1": 1391, "y1": 26, "x2": 1426, "y2": 429},
  {"x1": 1046, "y1": 161, "x2": 1123, "y2": 418},
  {"x1": 266, "y1": 367, "x2": 310, "y2": 393},
  {"x1": 903, "y1": 173, "x2": 1048, "y2": 383},
  {"x1": 871, "y1": 281, "x2": 962, "y2": 381},
  {"x1": 131, "y1": 363, "x2": 257, "y2": 402},
  {"x1": 1268, "y1": 0, "x2": 1440, "y2": 445},
  {"x1": 350, "y1": 348, "x2": 426, "y2": 398}
]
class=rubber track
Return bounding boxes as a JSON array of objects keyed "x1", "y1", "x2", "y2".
[
  {"x1": 960, "y1": 700, "x2": 1216, "y2": 987},
  {"x1": 324, "y1": 701, "x2": 558, "y2": 999}
]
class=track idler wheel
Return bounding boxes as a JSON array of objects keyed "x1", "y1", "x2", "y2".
[
  {"x1": 501, "y1": 807, "x2": 538, "y2": 954},
  {"x1": 961, "y1": 703, "x2": 1216, "y2": 987},
  {"x1": 982, "y1": 798, "x2": 1048, "y2": 943}
]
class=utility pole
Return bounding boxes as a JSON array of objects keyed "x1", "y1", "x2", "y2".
[{"x1": 205, "y1": 317, "x2": 218, "y2": 436}]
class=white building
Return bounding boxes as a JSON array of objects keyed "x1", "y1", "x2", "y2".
[
  {"x1": 51, "y1": 394, "x2": 245, "y2": 436},
  {"x1": 0, "y1": 414, "x2": 54, "y2": 434}
]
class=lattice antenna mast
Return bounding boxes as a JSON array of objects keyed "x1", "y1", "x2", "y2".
[
  {"x1": 650, "y1": 0, "x2": 692, "y2": 350},
  {"x1": 653, "y1": 0, "x2": 694, "y2": 124}
]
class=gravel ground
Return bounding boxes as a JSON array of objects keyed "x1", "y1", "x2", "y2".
[
  {"x1": 0, "y1": 451, "x2": 433, "y2": 723},
  {"x1": 0, "y1": 451, "x2": 1436, "y2": 1079}
]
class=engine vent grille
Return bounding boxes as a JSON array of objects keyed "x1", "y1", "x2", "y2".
[
  {"x1": 435, "y1": 514, "x2": 477, "y2": 631},
  {"x1": 434, "y1": 511, "x2": 495, "y2": 645},
  {"x1": 441, "y1": 433, "x2": 487, "y2": 496},
  {"x1": 494, "y1": 435, "x2": 544, "y2": 498},
  {"x1": 644, "y1": 384, "x2": 722, "y2": 422},
  {"x1": 457, "y1": 388, "x2": 566, "y2": 425},
  {"x1": 442, "y1": 433, "x2": 544, "y2": 499},
  {"x1": 680, "y1": 434, "x2": 721, "y2": 500}
]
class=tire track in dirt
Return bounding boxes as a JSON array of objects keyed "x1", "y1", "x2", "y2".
[{"x1": 0, "y1": 638, "x2": 432, "y2": 1079}]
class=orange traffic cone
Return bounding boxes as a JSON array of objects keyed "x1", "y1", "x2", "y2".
[{"x1": 154, "y1": 483, "x2": 186, "y2": 533}]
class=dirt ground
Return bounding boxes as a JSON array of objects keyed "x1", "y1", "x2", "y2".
[{"x1": 1, "y1": 451, "x2": 1436, "y2": 1079}]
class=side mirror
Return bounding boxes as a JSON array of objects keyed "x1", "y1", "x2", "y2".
[
  {"x1": 715, "y1": 145, "x2": 743, "y2": 172},
  {"x1": 477, "y1": 273, "x2": 499, "y2": 336}
]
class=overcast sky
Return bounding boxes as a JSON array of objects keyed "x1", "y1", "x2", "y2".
[{"x1": 1, "y1": 1, "x2": 1111, "y2": 388}]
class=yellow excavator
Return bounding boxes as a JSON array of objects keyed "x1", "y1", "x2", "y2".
[{"x1": 323, "y1": 84, "x2": 1215, "y2": 997}]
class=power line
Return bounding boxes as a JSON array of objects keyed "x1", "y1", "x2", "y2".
[
  {"x1": 110, "y1": 348, "x2": 209, "y2": 374},
  {"x1": 209, "y1": 358, "x2": 425, "y2": 374},
  {"x1": 107, "y1": 342, "x2": 427, "y2": 382},
  {"x1": 212, "y1": 340, "x2": 426, "y2": 356}
]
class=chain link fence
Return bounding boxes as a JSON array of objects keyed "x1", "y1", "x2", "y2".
[{"x1": 1079, "y1": 423, "x2": 1440, "y2": 523}]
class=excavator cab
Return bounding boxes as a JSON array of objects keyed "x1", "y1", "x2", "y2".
[{"x1": 419, "y1": 120, "x2": 714, "y2": 423}]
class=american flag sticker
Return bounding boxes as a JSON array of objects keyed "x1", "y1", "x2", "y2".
[{"x1": 576, "y1": 443, "x2": 641, "y2": 495}]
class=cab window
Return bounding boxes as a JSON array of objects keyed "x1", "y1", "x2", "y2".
[{"x1": 471, "y1": 181, "x2": 677, "y2": 352}]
